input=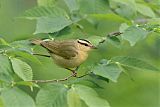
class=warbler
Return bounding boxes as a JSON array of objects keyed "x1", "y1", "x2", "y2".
[{"x1": 32, "y1": 39, "x2": 97, "y2": 74}]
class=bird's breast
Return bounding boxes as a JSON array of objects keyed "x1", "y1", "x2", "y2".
[{"x1": 50, "y1": 51, "x2": 88, "y2": 68}]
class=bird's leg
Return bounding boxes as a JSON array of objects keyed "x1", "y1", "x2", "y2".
[
  {"x1": 75, "y1": 66, "x2": 79, "y2": 71},
  {"x1": 66, "y1": 68, "x2": 78, "y2": 77},
  {"x1": 33, "y1": 53, "x2": 51, "y2": 57}
]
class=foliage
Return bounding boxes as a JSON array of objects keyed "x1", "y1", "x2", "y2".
[{"x1": 0, "y1": 0, "x2": 160, "y2": 107}]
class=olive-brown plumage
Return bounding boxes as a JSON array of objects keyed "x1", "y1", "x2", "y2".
[{"x1": 32, "y1": 39, "x2": 96, "y2": 69}]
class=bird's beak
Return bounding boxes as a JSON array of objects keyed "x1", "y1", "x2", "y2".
[{"x1": 91, "y1": 45, "x2": 97, "y2": 49}]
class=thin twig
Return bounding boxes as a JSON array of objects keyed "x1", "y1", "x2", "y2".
[
  {"x1": 77, "y1": 72, "x2": 92, "y2": 78},
  {"x1": 28, "y1": 73, "x2": 76, "y2": 83},
  {"x1": 99, "y1": 31, "x2": 123, "y2": 44},
  {"x1": 28, "y1": 72, "x2": 91, "y2": 83},
  {"x1": 108, "y1": 31, "x2": 123, "y2": 37}
]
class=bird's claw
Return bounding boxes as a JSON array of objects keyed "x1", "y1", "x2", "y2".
[{"x1": 72, "y1": 71, "x2": 77, "y2": 77}]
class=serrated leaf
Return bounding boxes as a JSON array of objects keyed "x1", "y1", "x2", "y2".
[
  {"x1": 74, "y1": 84, "x2": 110, "y2": 107},
  {"x1": 87, "y1": 36, "x2": 106, "y2": 46},
  {"x1": 121, "y1": 26, "x2": 148, "y2": 46},
  {"x1": 36, "y1": 84, "x2": 68, "y2": 107},
  {"x1": 10, "y1": 40, "x2": 33, "y2": 53},
  {"x1": 11, "y1": 58, "x2": 33, "y2": 81},
  {"x1": 0, "y1": 45, "x2": 11, "y2": 50},
  {"x1": 64, "y1": 0, "x2": 79, "y2": 13},
  {"x1": 89, "y1": 73, "x2": 109, "y2": 83},
  {"x1": 140, "y1": 24, "x2": 160, "y2": 32},
  {"x1": 23, "y1": 6, "x2": 68, "y2": 20},
  {"x1": 67, "y1": 88, "x2": 81, "y2": 107},
  {"x1": 9, "y1": 51, "x2": 41, "y2": 64},
  {"x1": 16, "y1": 81, "x2": 39, "y2": 88},
  {"x1": 79, "y1": 0, "x2": 109, "y2": 14},
  {"x1": 37, "y1": 0, "x2": 56, "y2": 6},
  {"x1": 109, "y1": 0, "x2": 136, "y2": 19},
  {"x1": 34, "y1": 16, "x2": 72, "y2": 34},
  {"x1": 119, "y1": 23, "x2": 129, "y2": 32},
  {"x1": 0, "y1": 55, "x2": 13, "y2": 82},
  {"x1": 22, "y1": 6, "x2": 73, "y2": 34},
  {"x1": 111, "y1": 56, "x2": 160, "y2": 71},
  {"x1": 92, "y1": 62, "x2": 122, "y2": 82},
  {"x1": 107, "y1": 36, "x2": 121, "y2": 48},
  {"x1": 136, "y1": 3, "x2": 156, "y2": 18},
  {"x1": 1, "y1": 87, "x2": 35, "y2": 107},
  {"x1": 91, "y1": 13, "x2": 130, "y2": 24}
]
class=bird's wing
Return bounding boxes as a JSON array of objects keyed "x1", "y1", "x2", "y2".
[{"x1": 41, "y1": 40, "x2": 78, "y2": 59}]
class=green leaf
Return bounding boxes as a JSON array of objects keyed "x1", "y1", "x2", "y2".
[
  {"x1": 9, "y1": 51, "x2": 41, "y2": 64},
  {"x1": 36, "y1": 84, "x2": 68, "y2": 107},
  {"x1": 107, "y1": 36, "x2": 121, "y2": 48},
  {"x1": 91, "y1": 13, "x2": 130, "y2": 24},
  {"x1": 92, "y1": 62, "x2": 122, "y2": 82},
  {"x1": 1, "y1": 87, "x2": 35, "y2": 107},
  {"x1": 37, "y1": 0, "x2": 56, "y2": 6},
  {"x1": 89, "y1": 73, "x2": 109, "y2": 83},
  {"x1": 140, "y1": 24, "x2": 160, "y2": 33},
  {"x1": 0, "y1": 97, "x2": 4, "y2": 107},
  {"x1": 10, "y1": 40, "x2": 33, "y2": 53},
  {"x1": 16, "y1": 81, "x2": 39, "y2": 88},
  {"x1": 74, "y1": 84, "x2": 110, "y2": 107},
  {"x1": 0, "y1": 55, "x2": 13, "y2": 82},
  {"x1": 34, "y1": 16, "x2": 72, "y2": 34},
  {"x1": 136, "y1": 3, "x2": 156, "y2": 18},
  {"x1": 23, "y1": 6, "x2": 73, "y2": 34},
  {"x1": 111, "y1": 56, "x2": 160, "y2": 71},
  {"x1": 11, "y1": 58, "x2": 33, "y2": 81},
  {"x1": 78, "y1": 0, "x2": 109, "y2": 14},
  {"x1": 109, "y1": 0, "x2": 136, "y2": 19},
  {"x1": 0, "y1": 45, "x2": 11, "y2": 50},
  {"x1": 121, "y1": 26, "x2": 148, "y2": 46},
  {"x1": 23, "y1": 6, "x2": 68, "y2": 20},
  {"x1": 87, "y1": 36, "x2": 106, "y2": 46},
  {"x1": 119, "y1": 23, "x2": 129, "y2": 32},
  {"x1": 0, "y1": 38, "x2": 9, "y2": 46},
  {"x1": 67, "y1": 88, "x2": 82, "y2": 107},
  {"x1": 64, "y1": 0, "x2": 79, "y2": 13}
]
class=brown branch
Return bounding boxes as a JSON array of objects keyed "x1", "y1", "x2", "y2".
[
  {"x1": 77, "y1": 72, "x2": 93, "y2": 78},
  {"x1": 108, "y1": 31, "x2": 123, "y2": 37},
  {"x1": 28, "y1": 72, "x2": 91, "y2": 83},
  {"x1": 99, "y1": 31, "x2": 123, "y2": 44}
]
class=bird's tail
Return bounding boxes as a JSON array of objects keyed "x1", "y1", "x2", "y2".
[{"x1": 31, "y1": 39, "x2": 43, "y2": 45}]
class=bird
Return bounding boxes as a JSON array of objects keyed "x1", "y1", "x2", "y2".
[{"x1": 31, "y1": 39, "x2": 97, "y2": 75}]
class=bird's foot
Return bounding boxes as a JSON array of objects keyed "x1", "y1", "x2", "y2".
[
  {"x1": 72, "y1": 71, "x2": 77, "y2": 77},
  {"x1": 66, "y1": 68, "x2": 78, "y2": 77}
]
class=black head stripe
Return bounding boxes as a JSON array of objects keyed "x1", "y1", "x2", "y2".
[
  {"x1": 78, "y1": 41, "x2": 88, "y2": 46},
  {"x1": 77, "y1": 39, "x2": 92, "y2": 47},
  {"x1": 78, "y1": 39, "x2": 91, "y2": 44}
]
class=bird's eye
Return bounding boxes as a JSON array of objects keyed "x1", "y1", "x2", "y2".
[{"x1": 84, "y1": 44, "x2": 88, "y2": 46}]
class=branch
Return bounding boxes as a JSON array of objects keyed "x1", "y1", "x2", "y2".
[
  {"x1": 99, "y1": 31, "x2": 123, "y2": 44},
  {"x1": 28, "y1": 72, "x2": 92, "y2": 83},
  {"x1": 108, "y1": 31, "x2": 123, "y2": 37}
]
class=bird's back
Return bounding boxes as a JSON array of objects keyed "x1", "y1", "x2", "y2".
[{"x1": 32, "y1": 39, "x2": 89, "y2": 68}]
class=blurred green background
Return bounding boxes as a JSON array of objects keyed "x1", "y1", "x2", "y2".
[{"x1": 0, "y1": 0, "x2": 159, "y2": 107}]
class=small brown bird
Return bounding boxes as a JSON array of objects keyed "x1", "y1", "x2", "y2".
[{"x1": 32, "y1": 39, "x2": 96, "y2": 74}]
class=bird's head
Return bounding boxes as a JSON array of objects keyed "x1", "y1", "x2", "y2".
[{"x1": 77, "y1": 39, "x2": 97, "y2": 52}]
